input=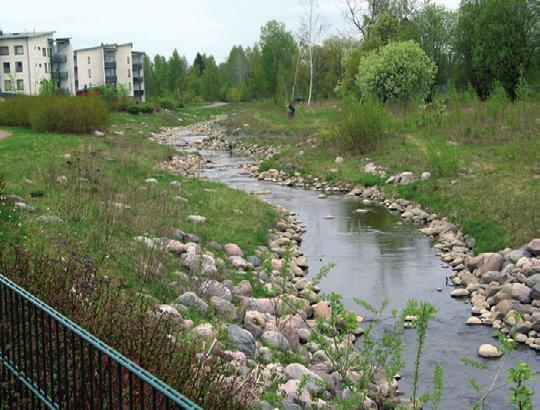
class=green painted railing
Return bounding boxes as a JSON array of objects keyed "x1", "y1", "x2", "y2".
[{"x1": 0, "y1": 274, "x2": 201, "y2": 409}]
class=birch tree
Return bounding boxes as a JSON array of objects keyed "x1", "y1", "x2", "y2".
[{"x1": 299, "y1": 0, "x2": 326, "y2": 105}]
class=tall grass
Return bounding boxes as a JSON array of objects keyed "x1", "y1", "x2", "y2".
[{"x1": 0, "y1": 95, "x2": 108, "y2": 134}]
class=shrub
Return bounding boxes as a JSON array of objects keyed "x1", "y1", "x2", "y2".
[
  {"x1": 30, "y1": 96, "x2": 109, "y2": 133},
  {"x1": 0, "y1": 95, "x2": 109, "y2": 134},
  {"x1": 153, "y1": 97, "x2": 182, "y2": 110},
  {"x1": 356, "y1": 41, "x2": 436, "y2": 104},
  {"x1": 125, "y1": 102, "x2": 155, "y2": 114},
  {"x1": 330, "y1": 97, "x2": 388, "y2": 154}
]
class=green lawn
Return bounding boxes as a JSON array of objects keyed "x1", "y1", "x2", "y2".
[
  {"x1": 225, "y1": 97, "x2": 540, "y2": 253},
  {"x1": 0, "y1": 108, "x2": 278, "y2": 301}
]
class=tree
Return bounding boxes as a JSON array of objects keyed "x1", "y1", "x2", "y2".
[
  {"x1": 259, "y1": 20, "x2": 298, "y2": 100},
  {"x1": 454, "y1": 0, "x2": 536, "y2": 99},
  {"x1": 143, "y1": 55, "x2": 157, "y2": 97},
  {"x1": 167, "y1": 49, "x2": 187, "y2": 97},
  {"x1": 356, "y1": 40, "x2": 436, "y2": 104},
  {"x1": 411, "y1": 4, "x2": 456, "y2": 85},
  {"x1": 299, "y1": 0, "x2": 326, "y2": 105},
  {"x1": 193, "y1": 52, "x2": 206, "y2": 74},
  {"x1": 199, "y1": 55, "x2": 220, "y2": 101}
]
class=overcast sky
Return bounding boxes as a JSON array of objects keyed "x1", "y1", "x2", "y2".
[{"x1": 1, "y1": 0, "x2": 460, "y2": 63}]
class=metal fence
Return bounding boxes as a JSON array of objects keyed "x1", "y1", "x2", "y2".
[{"x1": 0, "y1": 274, "x2": 201, "y2": 409}]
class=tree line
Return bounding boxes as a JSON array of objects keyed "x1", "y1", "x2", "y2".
[{"x1": 143, "y1": 0, "x2": 538, "y2": 104}]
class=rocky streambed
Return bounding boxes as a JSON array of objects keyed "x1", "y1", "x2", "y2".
[{"x1": 150, "y1": 118, "x2": 540, "y2": 409}]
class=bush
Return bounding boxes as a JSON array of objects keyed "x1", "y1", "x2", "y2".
[
  {"x1": 330, "y1": 97, "x2": 388, "y2": 154},
  {"x1": 152, "y1": 97, "x2": 182, "y2": 110},
  {"x1": 125, "y1": 103, "x2": 155, "y2": 114},
  {"x1": 0, "y1": 95, "x2": 109, "y2": 134}
]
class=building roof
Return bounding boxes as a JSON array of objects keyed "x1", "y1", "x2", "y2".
[
  {"x1": 75, "y1": 42, "x2": 133, "y2": 52},
  {"x1": 0, "y1": 31, "x2": 55, "y2": 40}
]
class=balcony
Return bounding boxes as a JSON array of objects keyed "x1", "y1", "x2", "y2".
[
  {"x1": 51, "y1": 54, "x2": 67, "y2": 64},
  {"x1": 133, "y1": 76, "x2": 143, "y2": 83},
  {"x1": 104, "y1": 61, "x2": 117, "y2": 69},
  {"x1": 105, "y1": 75, "x2": 117, "y2": 83},
  {"x1": 132, "y1": 63, "x2": 143, "y2": 70},
  {"x1": 54, "y1": 71, "x2": 68, "y2": 81}
]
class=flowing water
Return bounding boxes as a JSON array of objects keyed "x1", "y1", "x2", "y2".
[{"x1": 178, "y1": 136, "x2": 539, "y2": 409}]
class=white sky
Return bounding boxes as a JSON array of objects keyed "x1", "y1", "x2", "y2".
[{"x1": 0, "y1": 0, "x2": 460, "y2": 63}]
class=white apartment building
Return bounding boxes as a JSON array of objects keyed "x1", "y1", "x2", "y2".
[
  {"x1": 49, "y1": 38, "x2": 76, "y2": 95},
  {"x1": 0, "y1": 31, "x2": 55, "y2": 95},
  {"x1": 75, "y1": 43, "x2": 145, "y2": 101}
]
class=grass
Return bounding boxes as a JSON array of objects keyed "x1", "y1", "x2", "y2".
[
  {"x1": 225, "y1": 95, "x2": 540, "y2": 253},
  {"x1": 0, "y1": 107, "x2": 278, "y2": 303}
]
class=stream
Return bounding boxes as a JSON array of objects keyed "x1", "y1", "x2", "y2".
[{"x1": 177, "y1": 135, "x2": 539, "y2": 409}]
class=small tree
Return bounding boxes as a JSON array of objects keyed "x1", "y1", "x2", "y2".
[{"x1": 356, "y1": 40, "x2": 436, "y2": 106}]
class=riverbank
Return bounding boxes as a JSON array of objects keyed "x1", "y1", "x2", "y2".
[{"x1": 223, "y1": 98, "x2": 539, "y2": 254}]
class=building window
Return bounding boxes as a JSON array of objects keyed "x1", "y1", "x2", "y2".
[
  {"x1": 128, "y1": 69, "x2": 131, "y2": 78},
  {"x1": 16, "y1": 80, "x2": 24, "y2": 91},
  {"x1": 0, "y1": 46, "x2": 9, "y2": 55},
  {"x1": 47, "y1": 48, "x2": 51, "y2": 57},
  {"x1": 16, "y1": 62, "x2": 23, "y2": 73},
  {"x1": 3, "y1": 63, "x2": 10, "y2": 74},
  {"x1": 87, "y1": 56, "x2": 91, "y2": 64},
  {"x1": 14, "y1": 45, "x2": 24, "y2": 55},
  {"x1": 4, "y1": 80, "x2": 12, "y2": 91},
  {"x1": 45, "y1": 64, "x2": 48, "y2": 73},
  {"x1": 128, "y1": 82, "x2": 131, "y2": 91},
  {"x1": 42, "y1": 48, "x2": 47, "y2": 57},
  {"x1": 127, "y1": 56, "x2": 130, "y2": 64},
  {"x1": 88, "y1": 69, "x2": 91, "y2": 78}
]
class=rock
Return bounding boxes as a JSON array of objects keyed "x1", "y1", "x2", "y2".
[
  {"x1": 247, "y1": 255, "x2": 261, "y2": 267},
  {"x1": 36, "y1": 215, "x2": 63, "y2": 223},
  {"x1": 233, "y1": 280, "x2": 252, "y2": 297},
  {"x1": 397, "y1": 172, "x2": 415, "y2": 184},
  {"x1": 278, "y1": 380, "x2": 311, "y2": 407},
  {"x1": 229, "y1": 255, "x2": 248, "y2": 270},
  {"x1": 192, "y1": 323, "x2": 214, "y2": 338},
  {"x1": 478, "y1": 344, "x2": 502, "y2": 358},
  {"x1": 526, "y1": 239, "x2": 540, "y2": 256},
  {"x1": 312, "y1": 301, "x2": 331, "y2": 319},
  {"x1": 261, "y1": 330, "x2": 290, "y2": 352},
  {"x1": 494, "y1": 299, "x2": 514, "y2": 316},
  {"x1": 481, "y1": 270, "x2": 508, "y2": 284},
  {"x1": 145, "y1": 178, "x2": 158, "y2": 184},
  {"x1": 466, "y1": 317, "x2": 482, "y2": 325},
  {"x1": 335, "y1": 156, "x2": 344, "y2": 164},
  {"x1": 153, "y1": 304, "x2": 183, "y2": 322},
  {"x1": 210, "y1": 297, "x2": 236, "y2": 319},
  {"x1": 169, "y1": 180, "x2": 181, "y2": 188},
  {"x1": 296, "y1": 256, "x2": 308, "y2": 270},
  {"x1": 283, "y1": 363, "x2": 324, "y2": 394},
  {"x1": 226, "y1": 324, "x2": 256, "y2": 357},
  {"x1": 56, "y1": 175, "x2": 67, "y2": 184},
  {"x1": 421, "y1": 172, "x2": 431, "y2": 180},
  {"x1": 187, "y1": 215, "x2": 206, "y2": 224},
  {"x1": 199, "y1": 280, "x2": 232, "y2": 302},
  {"x1": 224, "y1": 243, "x2": 243, "y2": 257},
  {"x1": 478, "y1": 253, "x2": 504, "y2": 275},
  {"x1": 93, "y1": 130, "x2": 104, "y2": 137},
  {"x1": 511, "y1": 283, "x2": 531, "y2": 304},
  {"x1": 451, "y1": 288, "x2": 470, "y2": 298},
  {"x1": 243, "y1": 310, "x2": 266, "y2": 337},
  {"x1": 175, "y1": 292, "x2": 208, "y2": 315}
]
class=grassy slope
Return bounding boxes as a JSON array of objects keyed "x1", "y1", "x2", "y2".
[
  {"x1": 225, "y1": 97, "x2": 539, "y2": 253},
  {"x1": 0, "y1": 106, "x2": 278, "y2": 302}
]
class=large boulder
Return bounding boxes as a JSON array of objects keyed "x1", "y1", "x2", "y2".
[
  {"x1": 199, "y1": 280, "x2": 232, "y2": 302},
  {"x1": 477, "y1": 253, "x2": 504, "y2": 275},
  {"x1": 210, "y1": 297, "x2": 236, "y2": 320},
  {"x1": 478, "y1": 344, "x2": 502, "y2": 358},
  {"x1": 283, "y1": 363, "x2": 325, "y2": 394},
  {"x1": 226, "y1": 324, "x2": 256, "y2": 357},
  {"x1": 261, "y1": 330, "x2": 290, "y2": 352},
  {"x1": 511, "y1": 283, "x2": 531, "y2": 304},
  {"x1": 175, "y1": 292, "x2": 208, "y2": 315},
  {"x1": 224, "y1": 243, "x2": 243, "y2": 257},
  {"x1": 243, "y1": 310, "x2": 266, "y2": 337},
  {"x1": 480, "y1": 270, "x2": 508, "y2": 284}
]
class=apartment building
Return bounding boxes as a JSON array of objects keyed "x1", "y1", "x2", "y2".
[
  {"x1": 75, "y1": 43, "x2": 145, "y2": 101},
  {"x1": 49, "y1": 38, "x2": 76, "y2": 95},
  {"x1": 0, "y1": 30, "x2": 55, "y2": 95}
]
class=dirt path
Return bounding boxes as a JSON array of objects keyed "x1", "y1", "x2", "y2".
[{"x1": 0, "y1": 129, "x2": 11, "y2": 140}]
